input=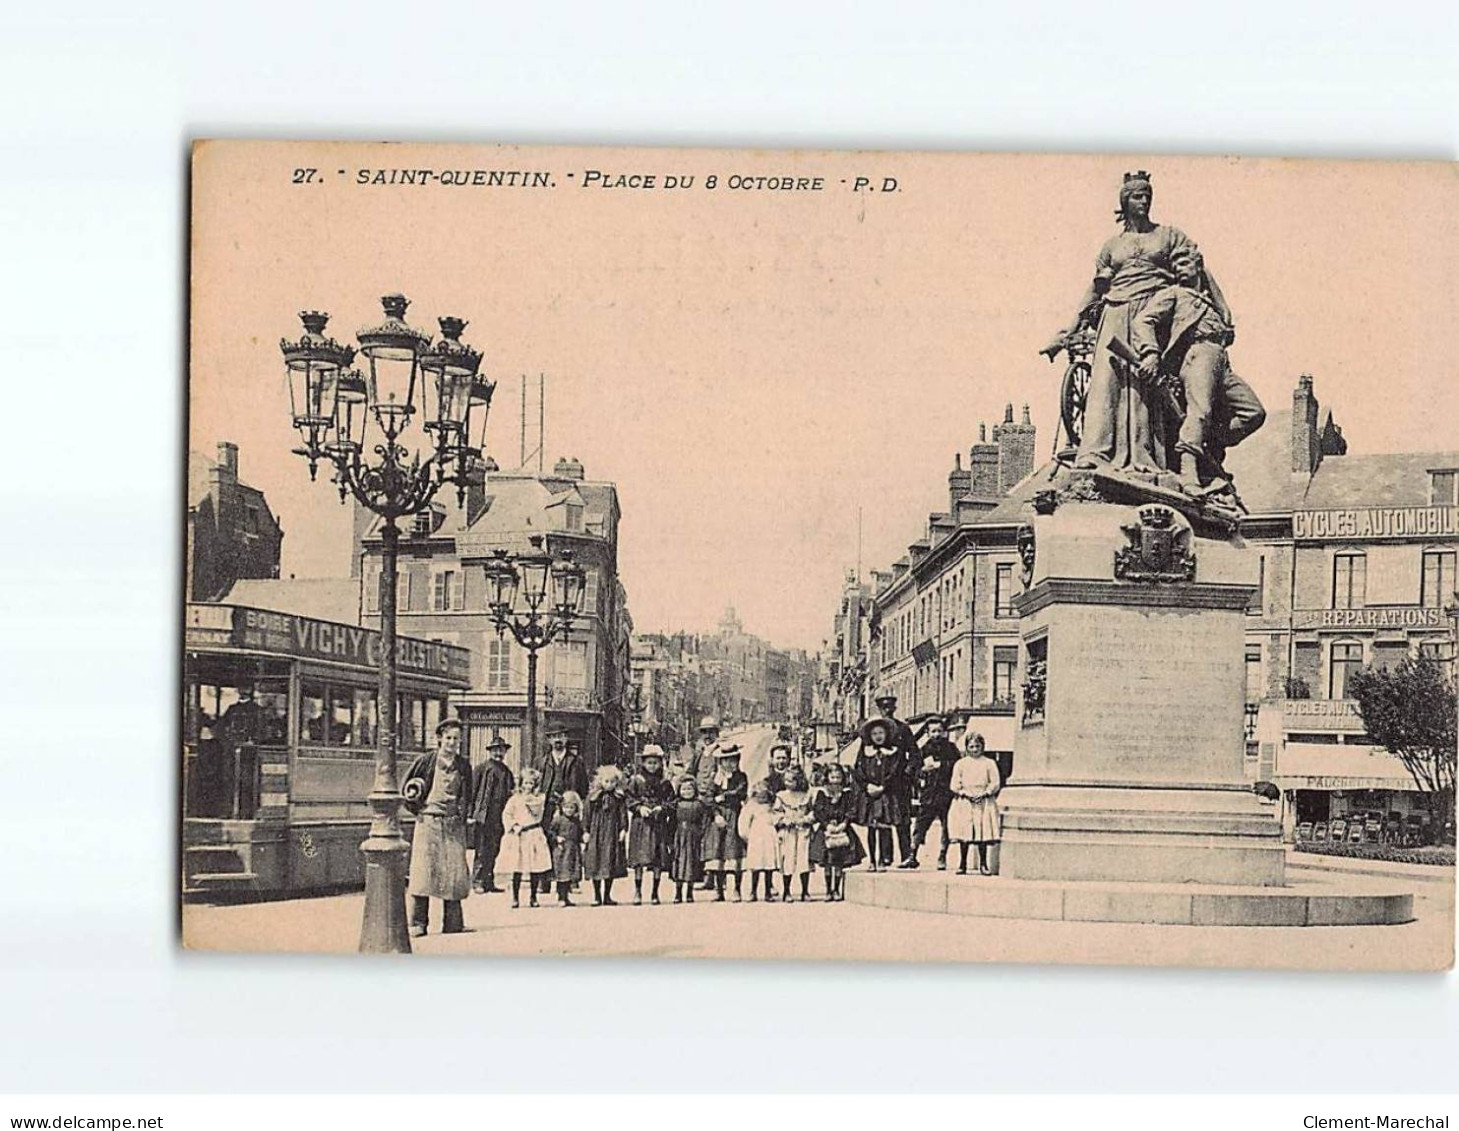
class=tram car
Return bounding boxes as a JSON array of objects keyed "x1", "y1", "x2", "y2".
[{"x1": 182, "y1": 602, "x2": 471, "y2": 899}]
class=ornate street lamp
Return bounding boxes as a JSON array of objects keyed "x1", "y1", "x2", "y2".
[
  {"x1": 485, "y1": 535, "x2": 586, "y2": 769},
  {"x1": 280, "y1": 295, "x2": 497, "y2": 954}
]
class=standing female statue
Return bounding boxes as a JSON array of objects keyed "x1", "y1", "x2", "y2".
[{"x1": 1043, "y1": 172, "x2": 1233, "y2": 475}]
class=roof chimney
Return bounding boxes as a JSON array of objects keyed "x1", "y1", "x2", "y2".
[
  {"x1": 993, "y1": 405, "x2": 1036, "y2": 494},
  {"x1": 948, "y1": 451, "x2": 972, "y2": 513},
  {"x1": 970, "y1": 422, "x2": 1000, "y2": 497},
  {"x1": 1292, "y1": 375, "x2": 1320, "y2": 475}
]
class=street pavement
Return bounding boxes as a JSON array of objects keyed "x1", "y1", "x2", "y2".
[{"x1": 183, "y1": 857, "x2": 1454, "y2": 971}]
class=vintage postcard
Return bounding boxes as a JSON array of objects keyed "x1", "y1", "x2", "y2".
[{"x1": 184, "y1": 140, "x2": 1456, "y2": 970}]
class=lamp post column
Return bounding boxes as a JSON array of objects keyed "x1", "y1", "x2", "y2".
[
  {"x1": 526, "y1": 646, "x2": 539, "y2": 772},
  {"x1": 360, "y1": 516, "x2": 411, "y2": 954}
]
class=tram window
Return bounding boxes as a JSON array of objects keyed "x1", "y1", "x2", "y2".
[
  {"x1": 256, "y1": 683, "x2": 289, "y2": 745},
  {"x1": 352, "y1": 688, "x2": 378, "y2": 749},
  {"x1": 397, "y1": 694, "x2": 426, "y2": 751},
  {"x1": 328, "y1": 686, "x2": 354, "y2": 745},
  {"x1": 301, "y1": 682, "x2": 328, "y2": 745}
]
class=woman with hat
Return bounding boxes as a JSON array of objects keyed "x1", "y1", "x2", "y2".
[
  {"x1": 470, "y1": 731, "x2": 516, "y2": 894},
  {"x1": 700, "y1": 742, "x2": 749, "y2": 901},
  {"x1": 627, "y1": 744, "x2": 675, "y2": 905},
  {"x1": 947, "y1": 731, "x2": 1002, "y2": 876},
  {"x1": 402, "y1": 717, "x2": 474, "y2": 936},
  {"x1": 853, "y1": 717, "x2": 904, "y2": 871}
]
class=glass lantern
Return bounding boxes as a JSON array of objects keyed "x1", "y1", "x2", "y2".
[{"x1": 357, "y1": 294, "x2": 429, "y2": 436}]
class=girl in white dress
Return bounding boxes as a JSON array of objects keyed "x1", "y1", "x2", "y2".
[
  {"x1": 773, "y1": 764, "x2": 815, "y2": 902},
  {"x1": 498, "y1": 767, "x2": 552, "y2": 907},
  {"x1": 947, "y1": 731, "x2": 1002, "y2": 875},
  {"x1": 738, "y1": 779, "x2": 782, "y2": 902}
]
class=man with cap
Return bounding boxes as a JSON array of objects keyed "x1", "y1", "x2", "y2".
[
  {"x1": 402, "y1": 716, "x2": 474, "y2": 936},
  {"x1": 469, "y1": 731, "x2": 516, "y2": 893},
  {"x1": 871, "y1": 693, "x2": 918, "y2": 867}
]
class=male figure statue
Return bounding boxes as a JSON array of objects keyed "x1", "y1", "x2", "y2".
[{"x1": 1132, "y1": 246, "x2": 1265, "y2": 497}]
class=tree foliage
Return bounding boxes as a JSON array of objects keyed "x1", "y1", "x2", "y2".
[{"x1": 1348, "y1": 656, "x2": 1456, "y2": 838}]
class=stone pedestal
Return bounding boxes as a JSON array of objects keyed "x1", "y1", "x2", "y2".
[{"x1": 999, "y1": 500, "x2": 1286, "y2": 887}]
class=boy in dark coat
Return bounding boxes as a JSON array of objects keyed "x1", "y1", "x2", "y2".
[{"x1": 906, "y1": 714, "x2": 958, "y2": 870}]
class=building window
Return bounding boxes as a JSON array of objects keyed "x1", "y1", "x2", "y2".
[
  {"x1": 1245, "y1": 644, "x2": 1263, "y2": 703},
  {"x1": 992, "y1": 645, "x2": 1018, "y2": 705},
  {"x1": 582, "y1": 572, "x2": 599, "y2": 615},
  {"x1": 1329, "y1": 641, "x2": 1363, "y2": 700},
  {"x1": 565, "y1": 503, "x2": 583, "y2": 532},
  {"x1": 431, "y1": 569, "x2": 460, "y2": 612},
  {"x1": 1332, "y1": 552, "x2": 1366, "y2": 610},
  {"x1": 1431, "y1": 470, "x2": 1458, "y2": 505},
  {"x1": 994, "y1": 563, "x2": 1015, "y2": 617},
  {"x1": 555, "y1": 640, "x2": 588, "y2": 690},
  {"x1": 1249, "y1": 556, "x2": 1265, "y2": 616},
  {"x1": 364, "y1": 561, "x2": 381, "y2": 614},
  {"x1": 1421, "y1": 550, "x2": 1456, "y2": 608},
  {"x1": 486, "y1": 638, "x2": 512, "y2": 691}
]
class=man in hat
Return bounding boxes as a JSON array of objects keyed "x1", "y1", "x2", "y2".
[
  {"x1": 686, "y1": 716, "x2": 722, "y2": 781},
  {"x1": 906, "y1": 714, "x2": 957, "y2": 870},
  {"x1": 871, "y1": 693, "x2": 917, "y2": 867},
  {"x1": 540, "y1": 725, "x2": 588, "y2": 839},
  {"x1": 470, "y1": 731, "x2": 516, "y2": 893}
]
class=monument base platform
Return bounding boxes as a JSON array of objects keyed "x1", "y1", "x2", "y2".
[
  {"x1": 997, "y1": 783, "x2": 1287, "y2": 887},
  {"x1": 842, "y1": 868, "x2": 1413, "y2": 927}
]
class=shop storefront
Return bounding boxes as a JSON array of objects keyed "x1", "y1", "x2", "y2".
[{"x1": 1268, "y1": 698, "x2": 1435, "y2": 844}]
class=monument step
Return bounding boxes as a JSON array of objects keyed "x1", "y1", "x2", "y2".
[{"x1": 842, "y1": 869, "x2": 1414, "y2": 928}]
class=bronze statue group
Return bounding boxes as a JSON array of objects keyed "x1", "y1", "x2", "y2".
[
  {"x1": 1041, "y1": 169, "x2": 1266, "y2": 511},
  {"x1": 401, "y1": 697, "x2": 1005, "y2": 936}
]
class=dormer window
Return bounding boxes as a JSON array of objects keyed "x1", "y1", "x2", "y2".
[
  {"x1": 1431, "y1": 470, "x2": 1458, "y2": 506},
  {"x1": 565, "y1": 502, "x2": 583, "y2": 532}
]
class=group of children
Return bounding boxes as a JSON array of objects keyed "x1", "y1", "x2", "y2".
[{"x1": 487, "y1": 724, "x2": 1001, "y2": 909}]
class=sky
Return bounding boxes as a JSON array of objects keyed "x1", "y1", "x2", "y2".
[{"x1": 190, "y1": 144, "x2": 1458, "y2": 652}]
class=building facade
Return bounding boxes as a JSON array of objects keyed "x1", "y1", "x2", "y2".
[
  {"x1": 187, "y1": 441, "x2": 283, "y2": 602},
  {"x1": 1228, "y1": 376, "x2": 1458, "y2": 840},
  {"x1": 357, "y1": 458, "x2": 632, "y2": 776},
  {"x1": 865, "y1": 403, "x2": 1037, "y2": 766},
  {"x1": 833, "y1": 380, "x2": 1457, "y2": 838}
]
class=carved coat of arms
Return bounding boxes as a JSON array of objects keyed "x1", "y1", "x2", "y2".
[{"x1": 1114, "y1": 505, "x2": 1196, "y2": 583}]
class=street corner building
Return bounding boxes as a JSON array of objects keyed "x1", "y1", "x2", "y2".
[{"x1": 355, "y1": 457, "x2": 634, "y2": 778}]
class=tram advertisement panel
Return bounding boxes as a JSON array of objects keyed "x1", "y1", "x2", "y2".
[{"x1": 187, "y1": 603, "x2": 470, "y2": 682}]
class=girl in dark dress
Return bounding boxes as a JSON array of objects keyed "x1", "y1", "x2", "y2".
[
  {"x1": 627, "y1": 746, "x2": 676, "y2": 905},
  {"x1": 550, "y1": 791, "x2": 584, "y2": 907},
  {"x1": 583, "y1": 765, "x2": 629, "y2": 906},
  {"x1": 701, "y1": 745, "x2": 749, "y2": 902},
  {"x1": 853, "y1": 718, "x2": 902, "y2": 872},
  {"x1": 670, "y1": 775, "x2": 707, "y2": 903},
  {"x1": 812, "y1": 762, "x2": 865, "y2": 901}
]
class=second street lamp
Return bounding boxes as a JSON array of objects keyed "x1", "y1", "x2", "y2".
[
  {"x1": 486, "y1": 536, "x2": 586, "y2": 769},
  {"x1": 281, "y1": 294, "x2": 496, "y2": 954}
]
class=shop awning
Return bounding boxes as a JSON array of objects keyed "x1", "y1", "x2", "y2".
[{"x1": 1273, "y1": 743, "x2": 1423, "y2": 792}]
